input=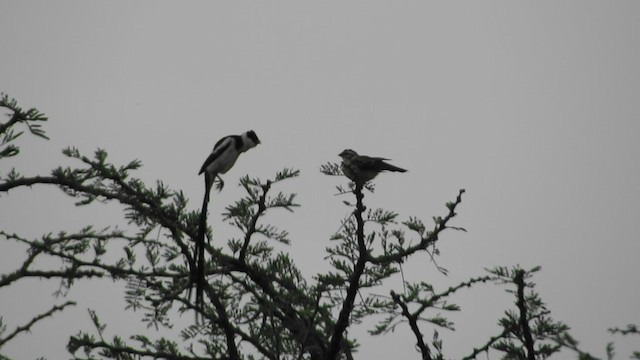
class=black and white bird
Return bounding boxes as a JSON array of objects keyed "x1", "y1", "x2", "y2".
[
  {"x1": 193, "y1": 130, "x2": 260, "y2": 314},
  {"x1": 338, "y1": 149, "x2": 407, "y2": 185},
  {"x1": 199, "y1": 130, "x2": 261, "y2": 195}
]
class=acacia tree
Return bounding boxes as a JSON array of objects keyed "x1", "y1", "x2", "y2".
[{"x1": 0, "y1": 94, "x2": 634, "y2": 360}]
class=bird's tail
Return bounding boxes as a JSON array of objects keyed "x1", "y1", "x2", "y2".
[
  {"x1": 192, "y1": 174, "x2": 212, "y2": 321},
  {"x1": 381, "y1": 163, "x2": 407, "y2": 173}
]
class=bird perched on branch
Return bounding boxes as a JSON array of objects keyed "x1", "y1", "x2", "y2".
[
  {"x1": 199, "y1": 130, "x2": 261, "y2": 195},
  {"x1": 193, "y1": 130, "x2": 260, "y2": 315},
  {"x1": 338, "y1": 149, "x2": 407, "y2": 185}
]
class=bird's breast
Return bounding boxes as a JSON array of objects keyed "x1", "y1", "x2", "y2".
[{"x1": 207, "y1": 148, "x2": 240, "y2": 175}]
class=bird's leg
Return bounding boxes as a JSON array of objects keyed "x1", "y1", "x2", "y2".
[{"x1": 215, "y1": 176, "x2": 225, "y2": 191}]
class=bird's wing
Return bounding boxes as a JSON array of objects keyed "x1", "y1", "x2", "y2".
[
  {"x1": 356, "y1": 155, "x2": 406, "y2": 172},
  {"x1": 213, "y1": 135, "x2": 231, "y2": 150},
  {"x1": 198, "y1": 137, "x2": 233, "y2": 174},
  {"x1": 353, "y1": 155, "x2": 389, "y2": 169}
]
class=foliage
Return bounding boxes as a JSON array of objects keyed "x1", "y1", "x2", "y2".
[
  {"x1": 0, "y1": 94, "x2": 637, "y2": 359},
  {"x1": 0, "y1": 93, "x2": 48, "y2": 161}
]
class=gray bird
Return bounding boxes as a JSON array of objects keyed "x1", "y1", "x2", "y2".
[{"x1": 338, "y1": 149, "x2": 407, "y2": 185}]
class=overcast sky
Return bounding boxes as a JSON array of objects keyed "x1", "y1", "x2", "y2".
[{"x1": 1, "y1": 2, "x2": 639, "y2": 359}]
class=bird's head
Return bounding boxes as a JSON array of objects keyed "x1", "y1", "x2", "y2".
[
  {"x1": 244, "y1": 130, "x2": 261, "y2": 147},
  {"x1": 339, "y1": 149, "x2": 358, "y2": 160}
]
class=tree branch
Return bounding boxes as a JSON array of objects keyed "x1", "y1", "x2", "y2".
[
  {"x1": 390, "y1": 291, "x2": 431, "y2": 360},
  {"x1": 514, "y1": 269, "x2": 535, "y2": 360},
  {"x1": 67, "y1": 338, "x2": 212, "y2": 360},
  {"x1": 203, "y1": 285, "x2": 240, "y2": 360},
  {"x1": 368, "y1": 189, "x2": 465, "y2": 265},
  {"x1": 239, "y1": 181, "x2": 270, "y2": 262},
  {"x1": 461, "y1": 328, "x2": 511, "y2": 360},
  {"x1": 0, "y1": 301, "x2": 75, "y2": 347},
  {"x1": 0, "y1": 174, "x2": 196, "y2": 275},
  {"x1": 326, "y1": 183, "x2": 368, "y2": 359}
]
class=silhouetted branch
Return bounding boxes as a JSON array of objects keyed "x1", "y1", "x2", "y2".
[
  {"x1": 239, "y1": 180, "x2": 270, "y2": 262},
  {"x1": 514, "y1": 270, "x2": 536, "y2": 360},
  {"x1": 68, "y1": 337, "x2": 210, "y2": 360},
  {"x1": 368, "y1": 189, "x2": 465, "y2": 265},
  {"x1": 0, "y1": 230, "x2": 184, "y2": 291},
  {"x1": 609, "y1": 324, "x2": 639, "y2": 336},
  {"x1": 461, "y1": 328, "x2": 511, "y2": 360},
  {"x1": 203, "y1": 285, "x2": 240, "y2": 360},
  {"x1": 0, "y1": 301, "x2": 75, "y2": 347},
  {"x1": 326, "y1": 183, "x2": 367, "y2": 359},
  {"x1": 390, "y1": 290, "x2": 432, "y2": 360}
]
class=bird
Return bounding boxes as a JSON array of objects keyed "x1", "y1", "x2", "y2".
[
  {"x1": 338, "y1": 149, "x2": 407, "y2": 185},
  {"x1": 199, "y1": 130, "x2": 261, "y2": 195},
  {"x1": 193, "y1": 130, "x2": 260, "y2": 315}
]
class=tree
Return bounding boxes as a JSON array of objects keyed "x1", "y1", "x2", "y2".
[{"x1": 0, "y1": 94, "x2": 635, "y2": 359}]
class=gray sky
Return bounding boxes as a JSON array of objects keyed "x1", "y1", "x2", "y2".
[{"x1": 1, "y1": 1, "x2": 639, "y2": 359}]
